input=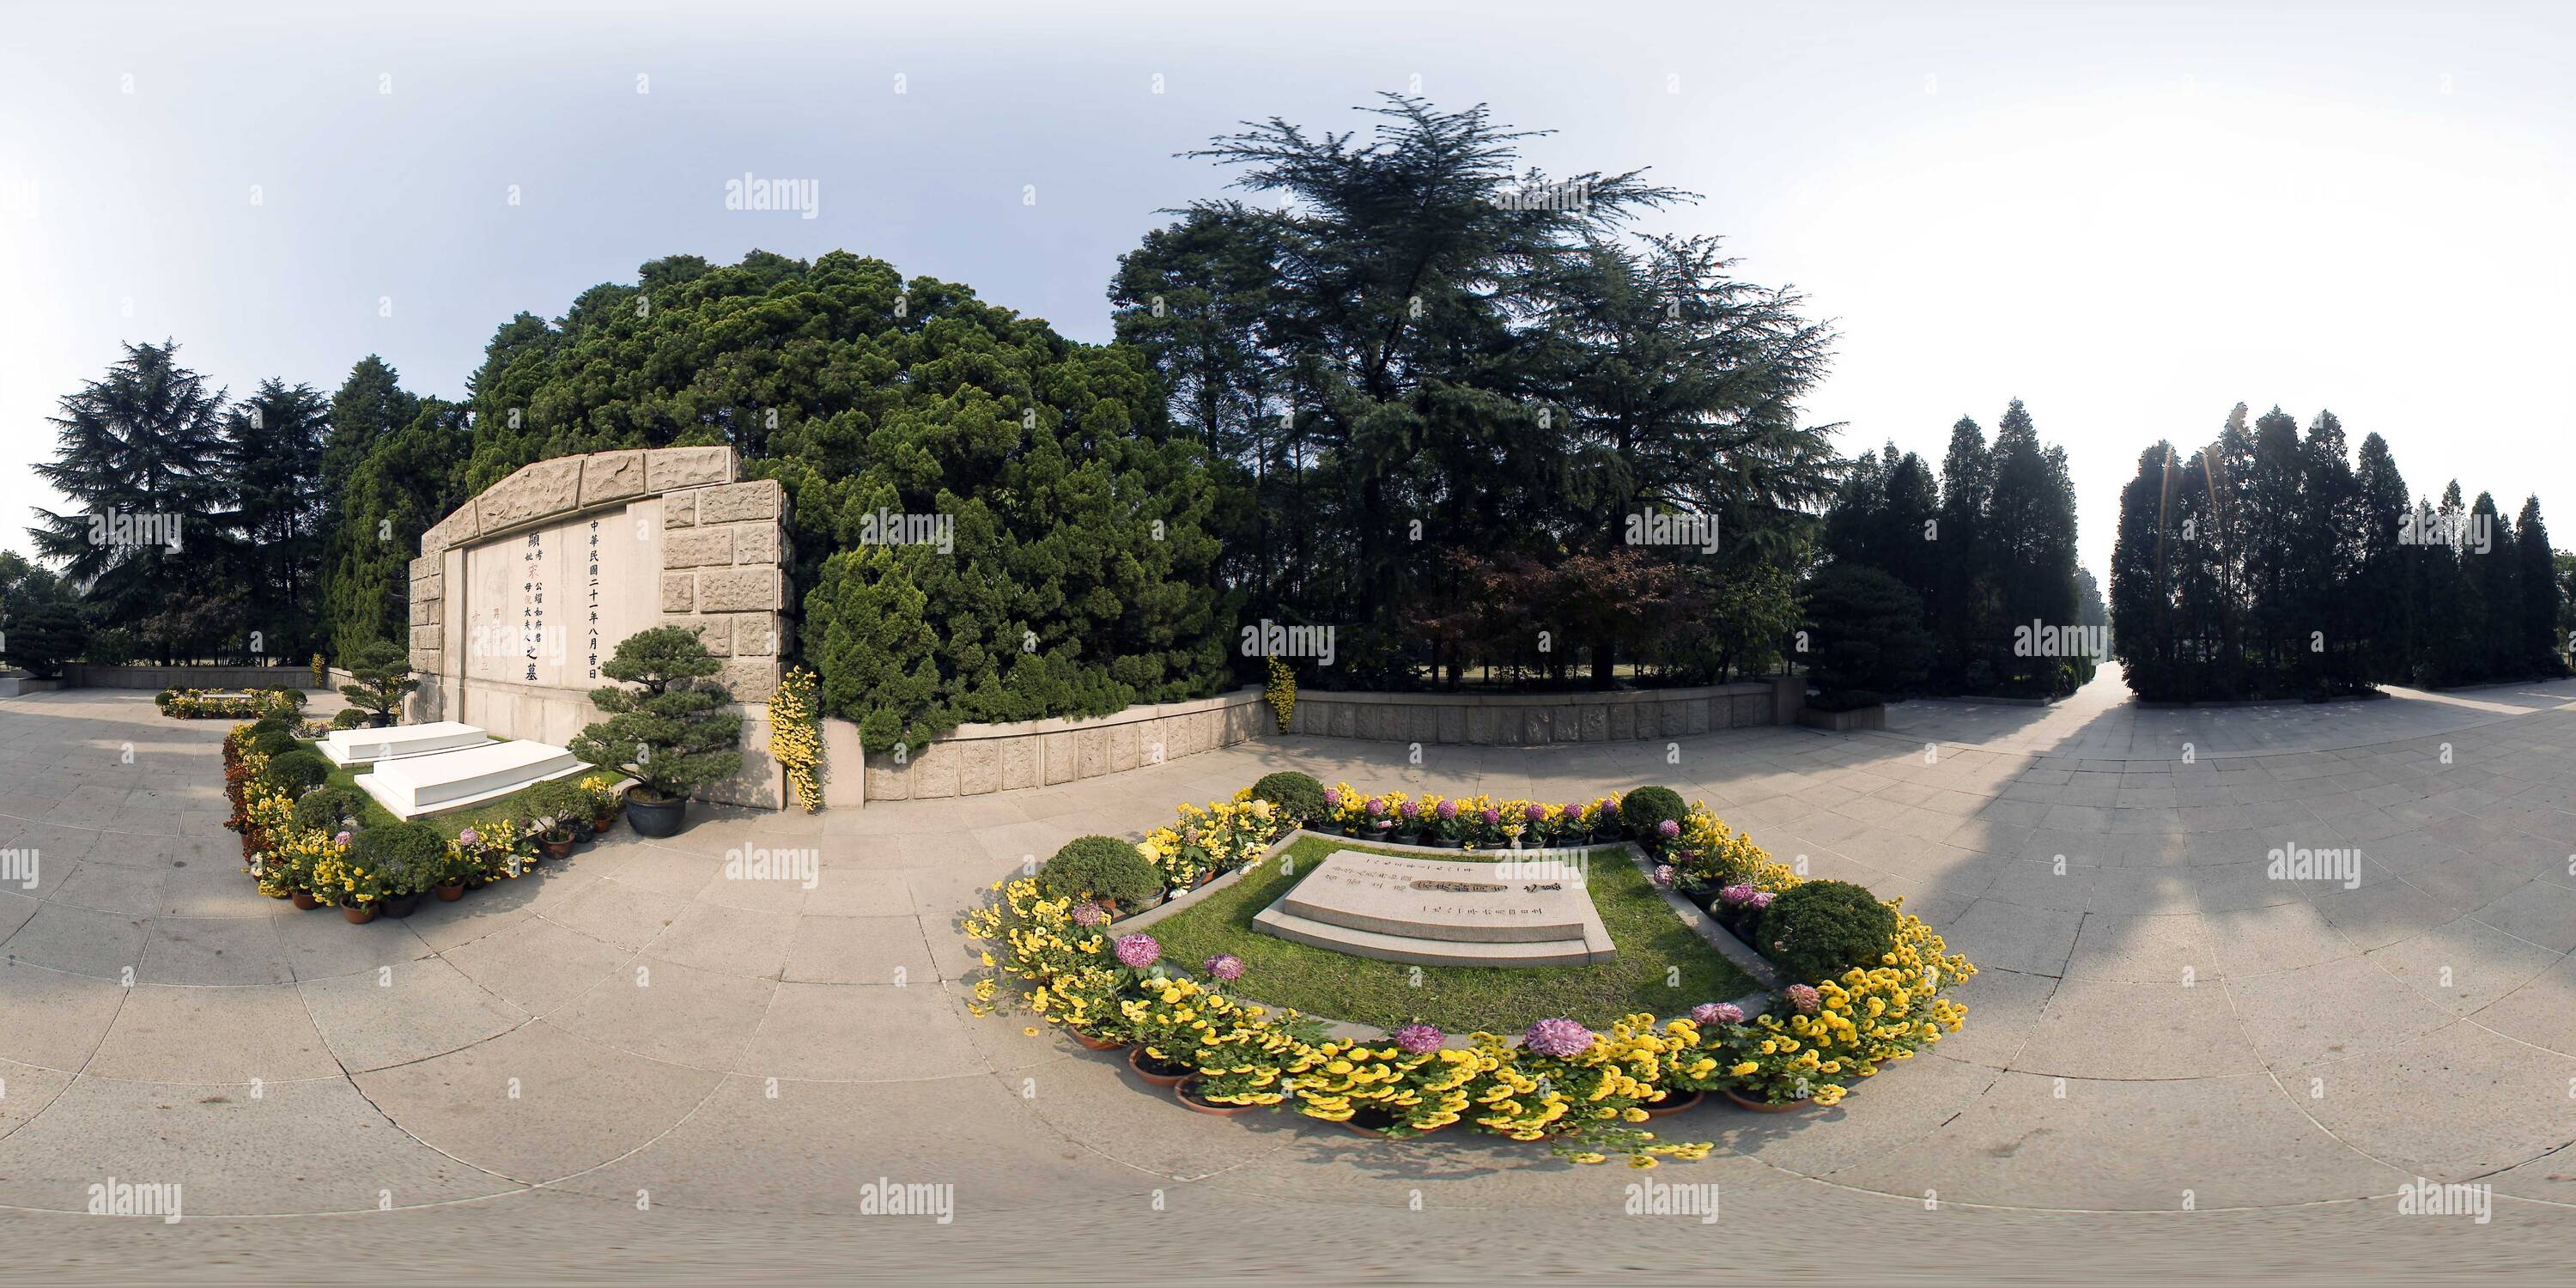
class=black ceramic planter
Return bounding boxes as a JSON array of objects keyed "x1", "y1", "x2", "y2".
[{"x1": 625, "y1": 788, "x2": 686, "y2": 838}]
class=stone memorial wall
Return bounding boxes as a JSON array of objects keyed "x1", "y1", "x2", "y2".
[{"x1": 407, "y1": 446, "x2": 790, "y2": 808}]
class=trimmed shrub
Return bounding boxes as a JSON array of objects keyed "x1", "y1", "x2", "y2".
[
  {"x1": 1619, "y1": 786, "x2": 1689, "y2": 846},
  {"x1": 1753, "y1": 878, "x2": 1899, "y2": 986},
  {"x1": 1037, "y1": 835, "x2": 1165, "y2": 908},
  {"x1": 1250, "y1": 771, "x2": 1328, "y2": 824},
  {"x1": 293, "y1": 786, "x2": 370, "y2": 833},
  {"x1": 331, "y1": 707, "x2": 369, "y2": 729},
  {"x1": 248, "y1": 728, "x2": 298, "y2": 760},
  {"x1": 249, "y1": 713, "x2": 294, "y2": 738},
  {"x1": 259, "y1": 749, "x2": 333, "y2": 799},
  {"x1": 519, "y1": 778, "x2": 592, "y2": 830},
  {"x1": 349, "y1": 822, "x2": 448, "y2": 897}
]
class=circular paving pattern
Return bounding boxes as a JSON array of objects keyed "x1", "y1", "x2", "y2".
[{"x1": 9, "y1": 677, "x2": 2576, "y2": 1274}]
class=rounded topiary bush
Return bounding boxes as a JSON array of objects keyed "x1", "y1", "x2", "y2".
[
  {"x1": 1620, "y1": 786, "x2": 1689, "y2": 846},
  {"x1": 1753, "y1": 879, "x2": 1899, "y2": 986},
  {"x1": 260, "y1": 749, "x2": 332, "y2": 799},
  {"x1": 1037, "y1": 835, "x2": 1165, "y2": 909},
  {"x1": 248, "y1": 727, "x2": 297, "y2": 760},
  {"x1": 331, "y1": 707, "x2": 369, "y2": 730},
  {"x1": 293, "y1": 785, "x2": 369, "y2": 833},
  {"x1": 1250, "y1": 771, "x2": 1328, "y2": 824},
  {"x1": 349, "y1": 821, "x2": 448, "y2": 896},
  {"x1": 520, "y1": 778, "x2": 592, "y2": 829}
]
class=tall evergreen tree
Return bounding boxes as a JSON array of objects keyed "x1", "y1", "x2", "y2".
[
  {"x1": 27, "y1": 340, "x2": 230, "y2": 651},
  {"x1": 1983, "y1": 398, "x2": 2081, "y2": 692},
  {"x1": 2513, "y1": 496, "x2": 2565, "y2": 674},
  {"x1": 2464, "y1": 490, "x2": 2518, "y2": 681},
  {"x1": 1934, "y1": 416, "x2": 1991, "y2": 685},
  {"x1": 2351, "y1": 432, "x2": 2413, "y2": 683},
  {"x1": 219, "y1": 378, "x2": 332, "y2": 661},
  {"x1": 326, "y1": 399, "x2": 471, "y2": 663}
]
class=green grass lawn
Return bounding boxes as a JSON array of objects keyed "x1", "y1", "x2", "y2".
[
  {"x1": 1144, "y1": 836, "x2": 1758, "y2": 1033},
  {"x1": 302, "y1": 735, "x2": 589, "y2": 833}
]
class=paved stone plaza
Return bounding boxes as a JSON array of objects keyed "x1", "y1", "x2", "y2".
[{"x1": 9, "y1": 672, "x2": 2576, "y2": 1278}]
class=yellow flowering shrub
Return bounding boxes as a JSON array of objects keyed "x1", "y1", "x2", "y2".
[
  {"x1": 767, "y1": 665, "x2": 824, "y2": 812},
  {"x1": 1124, "y1": 975, "x2": 1318, "y2": 1105},
  {"x1": 965, "y1": 877, "x2": 1130, "y2": 1042},
  {"x1": 1136, "y1": 791, "x2": 1285, "y2": 890},
  {"x1": 1265, "y1": 656, "x2": 1296, "y2": 733},
  {"x1": 1289, "y1": 1040, "x2": 1483, "y2": 1136}
]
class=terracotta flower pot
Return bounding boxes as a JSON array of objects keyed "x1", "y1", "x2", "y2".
[
  {"x1": 592, "y1": 815, "x2": 615, "y2": 835},
  {"x1": 1172, "y1": 1078, "x2": 1259, "y2": 1117},
  {"x1": 1069, "y1": 1029, "x2": 1125, "y2": 1053},
  {"x1": 380, "y1": 892, "x2": 422, "y2": 919},
  {"x1": 290, "y1": 890, "x2": 320, "y2": 911},
  {"x1": 540, "y1": 835, "x2": 574, "y2": 860},
  {"x1": 1127, "y1": 1048, "x2": 1191, "y2": 1087},
  {"x1": 434, "y1": 883, "x2": 467, "y2": 902},
  {"x1": 1723, "y1": 1088, "x2": 1810, "y2": 1113},
  {"x1": 1643, "y1": 1090, "x2": 1704, "y2": 1118},
  {"x1": 341, "y1": 904, "x2": 379, "y2": 925}
]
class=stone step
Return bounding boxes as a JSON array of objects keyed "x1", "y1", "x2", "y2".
[
  {"x1": 319, "y1": 720, "x2": 490, "y2": 767},
  {"x1": 357, "y1": 740, "x2": 584, "y2": 819},
  {"x1": 1250, "y1": 906, "x2": 1613, "y2": 969}
]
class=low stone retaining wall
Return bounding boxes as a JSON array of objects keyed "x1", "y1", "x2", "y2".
[
  {"x1": 57, "y1": 664, "x2": 339, "y2": 690},
  {"x1": 1287, "y1": 676, "x2": 1804, "y2": 744},
  {"x1": 858, "y1": 687, "x2": 1266, "y2": 802}
]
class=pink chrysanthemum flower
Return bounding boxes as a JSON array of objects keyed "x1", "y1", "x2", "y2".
[{"x1": 1522, "y1": 1018, "x2": 1595, "y2": 1059}]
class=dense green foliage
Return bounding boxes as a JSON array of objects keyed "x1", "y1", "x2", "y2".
[
  {"x1": 259, "y1": 749, "x2": 334, "y2": 798},
  {"x1": 348, "y1": 821, "x2": 448, "y2": 896},
  {"x1": 519, "y1": 779, "x2": 592, "y2": 830},
  {"x1": 23, "y1": 342, "x2": 451, "y2": 671},
  {"x1": 1037, "y1": 835, "x2": 1166, "y2": 908},
  {"x1": 1249, "y1": 771, "x2": 1328, "y2": 823},
  {"x1": 1113, "y1": 96, "x2": 1836, "y2": 691},
  {"x1": 1821, "y1": 401, "x2": 2087, "y2": 697},
  {"x1": 1799, "y1": 564, "x2": 1933, "y2": 702},
  {"x1": 454, "y1": 251, "x2": 1231, "y2": 754},
  {"x1": 325, "y1": 393, "x2": 467, "y2": 664},
  {"x1": 292, "y1": 786, "x2": 370, "y2": 833},
  {"x1": 1753, "y1": 878, "x2": 1899, "y2": 986},
  {"x1": 3, "y1": 600, "x2": 88, "y2": 678},
  {"x1": 570, "y1": 626, "x2": 744, "y2": 800},
  {"x1": 2110, "y1": 408, "x2": 2565, "y2": 700}
]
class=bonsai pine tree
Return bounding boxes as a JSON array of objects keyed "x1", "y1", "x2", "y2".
[
  {"x1": 570, "y1": 626, "x2": 744, "y2": 803},
  {"x1": 337, "y1": 638, "x2": 418, "y2": 724}
]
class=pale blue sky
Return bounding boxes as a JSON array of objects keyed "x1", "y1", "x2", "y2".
[{"x1": 7, "y1": 0, "x2": 2574, "y2": 580}]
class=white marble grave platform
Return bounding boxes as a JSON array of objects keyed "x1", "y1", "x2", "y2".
[
  {"x1": 356, "y1": 738, "x2": 584, "y2": 819},
  {"x1": 1253, "y1": 850, "x2": 1615, "y2": 968},
  {"x1": 319, "y1": 720, "x2": 491, "y2": 767}
]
